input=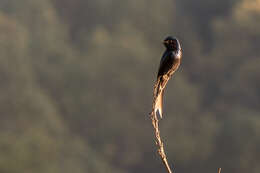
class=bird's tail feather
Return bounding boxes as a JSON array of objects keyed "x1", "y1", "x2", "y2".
[
  {"x1": 152, "y1": 77, "x2": 164, "y2": 119},
  {"x1": 155, "y1": 89, "x2": 164, "y2": 118}
]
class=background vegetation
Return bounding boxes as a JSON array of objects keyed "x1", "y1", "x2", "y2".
[{"x1": 0, "y1": 0, "x2": 259, "y2": 172}]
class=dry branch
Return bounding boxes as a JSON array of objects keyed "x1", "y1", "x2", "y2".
[
  {"x1": 150, "y1": 81, "x2": 173, "y2": 173},
  {"x1": 150, "y1": 82, "x2": 221, "y2": 173},
  {"x1": 150, "y1": 110, "x2": 173, "y2": 173}
]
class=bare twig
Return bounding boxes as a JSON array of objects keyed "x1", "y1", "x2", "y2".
[
  {"x1": 150, "y1": 80, "x2": 221, "y2": 173},
  {"x1": 150, "y1": 80, "x2": 173, "y2": 173},
  {"x1": 150, "y1": 110, "x2": 173, "y2": 173}
]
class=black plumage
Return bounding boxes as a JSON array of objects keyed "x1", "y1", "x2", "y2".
[{"x1": 152, "y1": 36, "x2": 182, "y2": 118}]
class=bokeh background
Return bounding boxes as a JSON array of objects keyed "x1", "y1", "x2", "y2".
[{"x1": 0, "y1": 0, "x2": 260, "y2": 173}]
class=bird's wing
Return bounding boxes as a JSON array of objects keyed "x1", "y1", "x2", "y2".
[
  {"x1": 157, "y1": 52, "x2": 173, "y2": 77},
  {"x1": 152, "y1": 52, "x2": 181, "y2": 119}
]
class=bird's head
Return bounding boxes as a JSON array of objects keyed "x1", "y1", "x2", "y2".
[{"x1": 163, "y1": 36, "x2": 181, "y2": 51}]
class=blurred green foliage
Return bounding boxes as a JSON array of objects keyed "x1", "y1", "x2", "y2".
[{"x1": 0, "y1": 0, "x2": 259, "y2": 172}]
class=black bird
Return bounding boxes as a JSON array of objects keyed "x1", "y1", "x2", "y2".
[{"x1": 152, "y1": 36, "x2": 182, "y2": 118}]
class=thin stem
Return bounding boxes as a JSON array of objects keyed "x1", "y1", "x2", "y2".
[{"x1": 150, "y1": 102, "x2": 173, "y2": 173}]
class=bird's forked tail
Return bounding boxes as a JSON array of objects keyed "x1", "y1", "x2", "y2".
[
  {"x1": 152, "y1": 78, "x2": 164, "y2": 119},
  {"x1": 154, "y1": 89, "x2": 164, "y2": 118}
]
